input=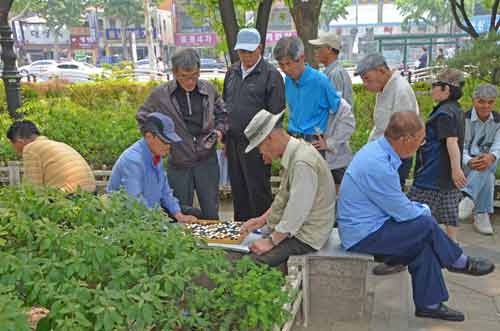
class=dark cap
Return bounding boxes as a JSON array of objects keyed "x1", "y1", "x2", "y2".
[
  {"x1": 145, "y1": 112, "x2": 182, "y2": 144},
  {"x1": 354, "y1": 53, "x2": 387, "y2": 76},
  {"x1": 433, "y1": 68, "x2": 465, "y2": 88}
]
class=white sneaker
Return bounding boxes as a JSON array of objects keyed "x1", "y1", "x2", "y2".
[
  {"x1": 458, "y1": 197, "x2": 474, "y2": 220},
  {"x1": 473, "y1": 213, "x2": 494, "y2": 235}
]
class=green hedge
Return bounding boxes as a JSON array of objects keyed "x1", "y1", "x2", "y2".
[
  {"x1": 0, "y1": 185, "x2": 290, "y2": 330},
  {"x1": 0, "y1": 78, "x2": 499, "y2": 172}
]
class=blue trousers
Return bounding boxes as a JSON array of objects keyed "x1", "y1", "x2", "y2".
[
  {"x1": 462, "y1": 161, "x2": 499, "y2": 214},
  {"x1": 349, "y1": 216, "x2": 463, "y2": 308}
]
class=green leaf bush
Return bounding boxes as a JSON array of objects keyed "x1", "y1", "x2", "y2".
[
  {"x1": 0, "y1": 185, "x2": 290, "y2": 330},
  {"x1": 0, "y1": 78, "x2": 498, "y2": 175}
]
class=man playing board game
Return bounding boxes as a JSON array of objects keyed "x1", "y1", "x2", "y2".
[{"x1": 240, "y1": 110, "x2": 336, "y2": 267}]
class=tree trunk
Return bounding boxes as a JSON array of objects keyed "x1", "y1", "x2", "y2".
[
  {"x1": 256, "y1": 0, "x2": 273, "y2": 51},
  {"x1": 377, "y1": 0, "x2": 383, "y2": 24},
  {"x1": 121, "y1": 25, "x2": 129, "y2": 60},
  {"x1": 218, "y1": 0, "x2": 239, "y2": 64},
  {"x1": 288, "y1": 0, "x2": 323, "y2": 68}
]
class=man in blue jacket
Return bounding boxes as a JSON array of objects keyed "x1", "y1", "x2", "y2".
[{"x1": 107, "y1": 112, "x2": 197, "y2": 223}]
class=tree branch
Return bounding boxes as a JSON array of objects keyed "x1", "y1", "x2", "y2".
[
  {"x1": 450, "y1": 0, "x2": 479, "y2": 38},
  {"x1": 492, "y1": 0, "x2": 500, "y2": 32}
]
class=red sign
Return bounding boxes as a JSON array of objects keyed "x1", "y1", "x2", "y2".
[
  {"x1": 175, "y1": 33, "x2": 217, "y2": 47},
  {"x1": 265, "y1": 31, "x2": 297, "y2": 45},
  {"x1": 71, "y1": 36, "x2": 96, "y2": 49}
]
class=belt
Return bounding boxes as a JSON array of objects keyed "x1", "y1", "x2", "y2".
[{"x1": 289, "y1": 132, "x2": 323, "y2": 142}]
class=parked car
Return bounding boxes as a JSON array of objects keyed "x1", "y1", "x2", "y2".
[
  {"x1": 18, "y1": 60, "x2": 57, "y2": 76},
  {"x1": 200, "y1": 58, "x2": 225, "y2": 70},
  {"x1": 40, "y1": 61, "x2": 107, "y2": 82}
]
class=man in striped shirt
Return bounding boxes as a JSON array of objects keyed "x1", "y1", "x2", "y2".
[{"x1": 6, "y1": 120, "x2": 96, "y2": 193}]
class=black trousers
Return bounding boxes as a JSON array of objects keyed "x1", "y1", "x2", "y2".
[
  {"x1": 167, "y1": 152, "x2": 220, "y2": 220},
  {"x1": 226, "y1": 135, "x2": 273, "y2": 221}
]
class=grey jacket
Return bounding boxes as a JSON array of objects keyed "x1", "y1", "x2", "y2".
[
  {"x1": 324, "y1": 98, "x2": 355, "y2": 170},
  {"x1": 136, "y1": 79, "x2": 228, "y2": 168},
  {"x1": 324, "y1": 61, "x2": 353, "y2": 106}
]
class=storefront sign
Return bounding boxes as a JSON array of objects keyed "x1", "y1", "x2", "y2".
[
  {"x1": 175, "y1": 32, "x2": 217, "y2": 47},
  {"x1": 71, "y1": 36, "x2": 96, "y2": 49}
]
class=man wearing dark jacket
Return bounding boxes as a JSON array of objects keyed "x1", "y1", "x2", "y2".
[
  {"x1": 137, "y1": 48, "x2": 227, "y2": 219},
  {"x1": 223, "y1": 28, "x2": 286, "y2": 221}
]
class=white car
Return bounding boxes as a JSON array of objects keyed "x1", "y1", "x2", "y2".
[
  {"x1": 41, "y1": 61, "x2": 107, "y2": 82},
  {"x1": 18, "y1": 60, "x2": 57, "y2": 76}
]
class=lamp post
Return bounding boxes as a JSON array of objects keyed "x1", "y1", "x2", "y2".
[{"x1": 0, "y1": 0, "x2": 22, "y2": 119}]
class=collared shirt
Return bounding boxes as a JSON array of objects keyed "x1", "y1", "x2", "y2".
[
  {"x1": 274, "y1": 138, "x2": 319, "y2": 235},
  {"x1": 285, "y1": 65, "x2": 340, "y2": 135},
  {"x1": 324, "y1": 60, "x2": 353, "y2": 106},
  {"x1": 369, "y1": 71, "x2": 419, "y2": 141},
  {"x1": 106, "y1": 138, "x2": 181, "y2": 215},
  {"x1": 241, "y1": 56, "x2": 262, "y2": 80},
  {"x1": 23, "y1": 136, "x2": 96, "y2": 193},
  {"x1": 336, "y1": 137, "x2": 430, "y2": 249},
  {"x1": 463, "y1": 108, "x2": 500, "y2": 165}
]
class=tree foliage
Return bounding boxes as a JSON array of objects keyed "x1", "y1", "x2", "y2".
[
  {"x1": 320, "y1": 0, "x2": 350, "y2": 31},
  {"x1": 394, "y1": 0, "x2": 469, "y2": 32},
  {"x1": 447, "y1": 32, "x2": 500, "y2": 84}
]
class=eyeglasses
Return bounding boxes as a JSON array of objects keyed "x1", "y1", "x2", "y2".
[
  {"x1": 175, "y1": 71, "x2": 200, "y2": 82},
  {"x1": 432, "y1": 82, "x2": 446, "y2": 88}
]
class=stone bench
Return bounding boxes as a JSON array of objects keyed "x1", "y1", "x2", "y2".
[{"x1": 288, "y1": 229, "x2": 374, "y2": 328}]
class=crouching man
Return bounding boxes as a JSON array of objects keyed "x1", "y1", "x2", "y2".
[
  {"x1": 107, "y1": 112, "x2": 197, "y2": 223},
  {"x1": 240, "y1": 110, "x2": 336, "y2": 267}
]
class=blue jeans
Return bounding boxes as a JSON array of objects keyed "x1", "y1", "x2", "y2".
[
  {"x1": 462, "y1": 160, "x2": 499, "y2": 214},
  {"x1": 349, "y1": 216, "x2": 463, "y2": 308}
]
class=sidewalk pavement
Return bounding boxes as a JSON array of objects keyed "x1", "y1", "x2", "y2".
[{"x1": 290, "y1": 215, "x2": 500, "y2": 331}]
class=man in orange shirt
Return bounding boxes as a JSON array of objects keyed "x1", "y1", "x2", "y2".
[{"x1": 6, "y1": 120, "x2": 96, "y2": 193}]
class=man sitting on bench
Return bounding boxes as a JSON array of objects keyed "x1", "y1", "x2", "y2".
[
  {"x1": 336, "y1": 111, "x2": 495, "y2": 322},
  {"x1": 240, "y1": 109, "x2": 336, "y2": 267}
]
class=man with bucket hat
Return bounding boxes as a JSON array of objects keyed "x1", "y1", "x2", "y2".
[
  {"x1": 223, "y1": 28, "x2": 286, "y2": 223},
  {"x1": 107, "y1": 112, "x2": 198, "y2": 223},
  {"x1": 239, "y1": 110, "x2": 335, "y2": 267}
]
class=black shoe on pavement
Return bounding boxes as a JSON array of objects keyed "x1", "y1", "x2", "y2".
[
  {"x1": 447, "y1": 257, "x2": 495, "y2": 276},
  {"x1": 415, "y1": 303, "x2": 465, "y2": 322},
  {"x1": 372, "y1": 264, "x2": 407, "y2": 276}
]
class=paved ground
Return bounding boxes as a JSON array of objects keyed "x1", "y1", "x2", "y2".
[{"x1": 219, "y1": 201, "x2": 500, "y2": 331}]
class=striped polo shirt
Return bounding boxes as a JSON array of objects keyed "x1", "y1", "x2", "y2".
[{"x1": 22, "y1": 136, "x2": 96, "y2": 193}]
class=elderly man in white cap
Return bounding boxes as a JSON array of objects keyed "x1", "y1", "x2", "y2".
[
  {"x1": 240, "y1": 110, "x2": 336, "y2": 267},
  {"x1": 223, "y1": 28, "x2": 286, "y2": 224},
  {"x1": 459, "y1": 83, "x2": 500, "y2": 235},
  {"x1": 309, "y1": 32, "x2": 353, "y2": 106}
]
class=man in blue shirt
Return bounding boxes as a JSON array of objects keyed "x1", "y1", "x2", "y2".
[
  {"x1": 273, "y1": 36, "x2": 340, "y2": 154},
  {"x1": 337, "y1": 111, "x2": 494, "y2": 322},
  {"x1": 107, "y1": 112, "x2": 197, "y2": 223}
]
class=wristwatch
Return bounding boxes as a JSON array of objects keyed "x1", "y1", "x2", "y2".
[{"x1": 268, "y1": 233, "x2": 279, "y2": 247}]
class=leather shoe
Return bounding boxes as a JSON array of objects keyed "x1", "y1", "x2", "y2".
[
  {"x1": 415, "y1": 303, "x2": 464, "y2": 321},
  {"x1": 372, "y1": 263, "x2": 406, "y2": 275},
  {"x1": 448, "y1": 257, "x2": 495, "y2": 276}
]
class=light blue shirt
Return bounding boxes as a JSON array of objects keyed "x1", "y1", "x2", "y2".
[
  {"x1": 463, "y1": 108, "x2": 500, "y2": 165},
  {"x1": 336, "y1": 137, "x2": 431, "y2": 249},
  {"x1": 106, "y1": 138, "x2": 181, "y2": 215},
  {"x1": 285, "y1": 65, "x2": 340, "y2": 135}
]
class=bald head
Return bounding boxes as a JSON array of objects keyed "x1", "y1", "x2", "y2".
[{"x1": 384, "y1": 111, "x2": 424, "y2": 140}]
